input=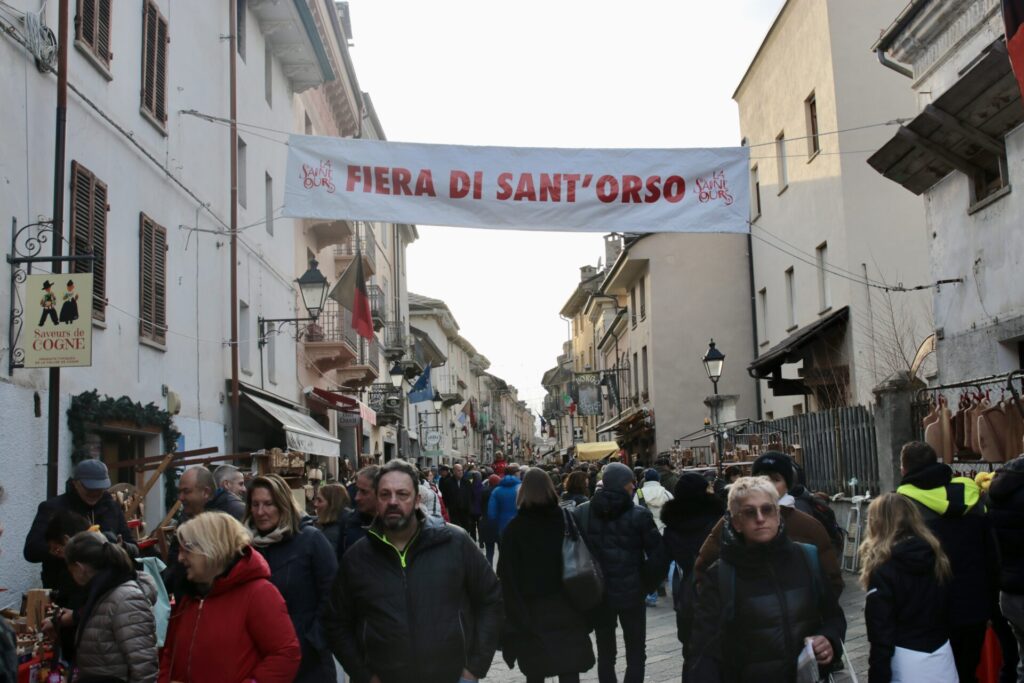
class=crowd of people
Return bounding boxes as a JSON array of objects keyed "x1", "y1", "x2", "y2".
[{"x1": 6, "y1": 440, "x2": 1024, "y2": 682}]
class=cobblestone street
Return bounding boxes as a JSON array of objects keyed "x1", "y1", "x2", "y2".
[{"x1": 488, "y1": 573, "x2": 867, "y2": 682}]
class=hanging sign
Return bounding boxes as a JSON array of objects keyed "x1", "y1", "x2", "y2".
[
  {"x1": 283, "y1": 136, "x2": 750, "y2": 234},
  {"x1": 23, "y1": 273, "x2": 93, "y2": 369}
]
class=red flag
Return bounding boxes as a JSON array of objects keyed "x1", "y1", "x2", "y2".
[
  {"x1": 1006, "y1": 0, "x2": 1024, "y2": 97},
  {"x1": 351, "y1": 243, "x2": 373, "y2": 340}
]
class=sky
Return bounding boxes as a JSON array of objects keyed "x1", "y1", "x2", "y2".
[{"x1": 345, "y1": 0, "x2": 787, "y2": 420}]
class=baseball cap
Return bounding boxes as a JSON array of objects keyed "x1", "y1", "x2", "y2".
[{"x1": 73, "y1": 459, "x2": 111, "y2": 490}]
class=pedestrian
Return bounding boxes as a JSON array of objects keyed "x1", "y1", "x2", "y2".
[
  {"x1": 688, "y1": 476, "x2": 846, "y2": 681},
  {"x1": 480, "y1": 474, "x2": 502, "y2": 566},
  {"x1": 635, "y1": 468, "x2": 674, "y2": 606},
  {"x1": 314, "y1": 482, "x2": 351, "y2": 552},
  {"x1": 159, "y1": 511, "x2": 301, "y2": 683},
  {"x1": 660, "y1": 472, "x2": 725, "y2": 680},
  {"x1": 213, "y1": 464, "x2": 248, "y2": 500},
  {"x1": 60, "y1": 530, "x2": 158, "y2": 683},
  {"x1": 339, "y1": 465, "x2": 379, "y2": 558},
  {"x1": 896, "y1": 440, "x2": 997, "y2": 681},
  {"x1": 493, "y1": 451, "x2": 508, "y2": 477},
  {"x1": 990, "y1": 453, "x2": 1024, "y2": 681},
  {"x1": 574, "y1": 462, "x2": 667, "y2": 683},
  {"x1": 468, "y1": 469, "x2": 484, "y2": 543},
  {"x1": 561, "y1": 470, "x2": 590, "y2": 508},
  {"x1": 181, "y1": 466, "x2": 246, "y2": 520},
  {"x1": 655, "y1": 456, "x2": 679, "y2": 493},
  {"x1": 246, "y1": 474, "x2": 338, "y2": 683},
  {"x1": 859, "y1": 493, "x2": 956, "y2": 682},
  {"x1": 40, "y1": 510, "x2": 92, "y2": 642},
  {"x1": 325, "y1": 459, "x2": 503, "y2": 683},
  {"x1": 438, "y1": 464, "x2": 458, "y2": 517},
  {"x1": 488, "y1": 463, "x2": 522, "y2": 539},
  {"x1": 695, "y1": 452, "x2": 844, "y2": 598},
  {"x1": 498, "y1": 469, "x2": 595, "y2": 683}
]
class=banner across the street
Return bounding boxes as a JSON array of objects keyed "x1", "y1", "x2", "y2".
[{"x1": 283, "y1": 136, "x2": 750, "y2": 233}]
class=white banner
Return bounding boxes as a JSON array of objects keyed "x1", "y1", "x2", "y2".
[{"x1": 283, "y1": 136, "x2": 750, "y2": 233}]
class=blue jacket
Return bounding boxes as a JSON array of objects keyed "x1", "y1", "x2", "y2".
[{"x1": 487, "y1": 475, "x2": 521, "y2": 537}]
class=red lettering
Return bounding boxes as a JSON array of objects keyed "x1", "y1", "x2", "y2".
[
  {"x1": 362, "y1": 166, "x2": 372, "y2": 193},
  {"x1": 450, "y1": 170, "x2": 470, "y2": 199},
  {"x1": 373, "y1": 167, "x2": 391, "y2": 195},
  {"x1": 564, "y1": 174, "x2": 581, "y2": 202},
  {"x1": 414, "y1": 170, "x2": 436, "y2": 197},
  {"x1": 472, "y1": 171, "x2": 483, "y2": 200},
  {"x1": 496, "y1": 172, "x2": 513, "y2": 200},
  {"x1": 513, "y1": 173, "x2": 537, "y2": 202},
  {"x1": 596, "y1": 175, "x2": 619, "y2": 203},
  {"x1": 539, "y1": 174, "x2": 561, "y2": 202},
  {"x1": 664, "y1": 175, "x2": 686, "y2": 203},
  {"x1": 393, "y1": 167, "x2": 413, "y2": 195},
  {"x1": 621, "y1": 175, "x2": 643, "y2": 203},
  {"x1": 644, "y1": 176, "x2": 662, "y2": 203},
  {"x1": 346, "y1": 165, "x2": 362, "y2": 192}
]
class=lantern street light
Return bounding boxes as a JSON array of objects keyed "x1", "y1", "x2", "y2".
[
  {"x1": 389, "y1": 362, "x2": 405, "y2": 389},
  {"x1": 257, "y1": 259, "x2": 330, "y2": 387},
  {"x1": 702, "y1": 338, "x2": 727, "y2": 477},
  {"x1": 432, "y1": 389, "x2": 444, "y2": 412}
]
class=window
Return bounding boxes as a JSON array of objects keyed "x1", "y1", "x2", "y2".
[
  {"x1": 236, "y1": 0, "x2": 246, "y2": 60},
  {"x1": 237, "y1": 137, "x2": 247, "y2": 208},
  {"x1": 632, "y1": 352, "x2": 639, "y2": 400},
  {"x1": 266, "y1": 322, "x2": 276, "y2": 383},
  {"x1": 75, "y1": 0, "x2": 112, "y2": 70},
  {"x1": 240, "y1": 301, "x2": 251, "y2": 373},
  {"x1": 265, "y1": 173, "x2": 273, "y2": 235},
  {"x1": 765, "y1": 411, "x2": 774, "y2": 421},
  {"x1": 805, "y1": 93, "x2": 820, "y2": 157},
  {"x1": 630, "y1": 287, "x2": 638, "y2": 327},
  {"x1": 639, "y1": 277, "x2": 646, "y2": 320},
  {"x1": 750, "y1": 165, "x2": 761, "y2": 219},
  {"x1": 139, "y1": 213, "x2": 167, "y2": 345},
  {"x1": 816, "y1": 242, "x2": 830, "y2": 311},
  {"x1": 776, "y1": 132, "x2": 788, "y2": 192},
  {"x1": 785, "y1": 267, "x2": 796, "y2": 330},
  {"x1": 641, "y1": 346, "x2": 649, "y2": 396},
  {"x1": 264, "y1": 43, "x2": 272, "y2": 106},
  {"x1": 757, "y1": 288, "x2": 768, "y2": 344},
  {"x1": 971, "y1": 155, "x2": 1010, "y2": 207},
  {"x1": 141, "y1": 1, "x2": 169, "y2": 127},
  {"x1": 792, "y1": 403, "x2": 804, "y2": 416},
  {"x1": 69, "y1": 161, "x2": 107, "y2": 321}
]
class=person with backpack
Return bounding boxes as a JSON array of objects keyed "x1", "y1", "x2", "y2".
[
  {"x1": 859, "y1": 493, "x2": 956, "y2": 682},
  {"x1": 635, "y1": 469, "x2": 674, "y2": 607},
  {"x1": 689, "y1": 476, "x2": 846, "y2": 681},
  {"x1": 788, "y1": 464, "x2": 846, "y2": 555}
]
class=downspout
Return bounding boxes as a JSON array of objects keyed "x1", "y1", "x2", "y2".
[
  {"x1": 876, "y1": 48, "x2": 914, "y2": 78},
  {"x1": 229, "y1": 0, "x2": 241, "y2": 452},
  {"x1": 747, "y1": 232, "x2": 763, "y2": 419}
]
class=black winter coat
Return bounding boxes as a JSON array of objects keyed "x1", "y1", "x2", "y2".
[
  {"x1": 206, "y1": 487, "x2": 246, "y2": 520},
  {"x1": 689, "y1": 524, "x2": 846, "y2": 683},
  {"x1": 254, "y1": 524, "x2": 339, "y2": 683},
  {"x1": 326, "y1": 514, "x2": 503, "y2": 683},
  {"x1": 479, "y1": 487, "x2": 499, "y2": 544},
  {"x1": 989, "y1": 456, "x2": 1024, "y2": 594},
  {"x1": 497, "y1": 504, "x2": 595, "y2": 678},
  {"x1": 660, "y1": 494, "x2": 724, "y2": 643},
  {"x1": 317, "y1": 519, "x2": 343, "y2": 553},
  {"x1": 865, "y1": 535, "x2": 951, "y2": 683},
  {"x1": 338, "y1": 509, "x2": 372, "y2": 558},
  {"x1": 573, "y1": 489, "x2": 667, "y2": 610}
]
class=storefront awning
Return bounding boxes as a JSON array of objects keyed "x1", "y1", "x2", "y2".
[
  {"x1": 246, "y1": 394, "x2": 340, "y2": 458},
  {"x1": 576, "y1": 441, "x2": 621, "y2": 461},
  {"x1": 305, "y1": 386, "x2": 376, "y2": 426},
  {"x1": 748, "y1": 306, "x2": 849, "y2": 380}
]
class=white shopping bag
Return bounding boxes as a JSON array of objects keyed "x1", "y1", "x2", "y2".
[{"x1": 797, "y1": 638, "x2": 820, "y2": 683}]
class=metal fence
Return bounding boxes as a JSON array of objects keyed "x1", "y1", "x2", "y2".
[{"x1": 745, "y1": 405, "x2": 878, "y2": 495}]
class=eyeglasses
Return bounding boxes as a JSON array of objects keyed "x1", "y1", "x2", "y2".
[{"x1": 737, "y1": 504, "x2": 779, "y2": 521}]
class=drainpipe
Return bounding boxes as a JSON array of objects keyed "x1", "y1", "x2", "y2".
[
  {"x1": 876, "y1": 48, "x2": 914, "y2": 79},
  {"x1": 229, "y1": 0, "x2": 241, "y2": 452},
  {"x1": 746, "y1": 233, "x2": 763, "y2": 420}
]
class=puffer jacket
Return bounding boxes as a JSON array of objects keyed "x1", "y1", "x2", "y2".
[
  {"x1": 989, "y1": 455, "x2": 1024, "y2": 593},
  {"x1": 689, "y1": 523, "x2": 846, "y2": 683},
  {"x1": 206, "y1": 488, "x2": 246, "y2": 520},
  {"x1": 325, "y1": 512, "x2": 503, "y2": 683},
  {"x1": 573, "y1": 489, "x2": 667, "y2": 610},
  {"x1": 487, "y1": 475, "x2": 521, "y2": 537},
  {"x1": 76, "y1": 572, "x2": 158, "y2": 683},
  {"x1": 898, "y1": 461, "x2": 998, "y2": 625},
  {"x1": 634, "y1": 481, "x2": 673, "y2": 532}
]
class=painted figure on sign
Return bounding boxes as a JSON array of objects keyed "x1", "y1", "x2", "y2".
[
  {"x1": 59, "y1": 279, "x2": 79, "y2": 324},
  {"x1": 38, "y1": 280, "x2": 58, "y2": 326}
]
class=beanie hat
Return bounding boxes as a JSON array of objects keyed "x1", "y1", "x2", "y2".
[
  {"x1": 674, "y1": 472, "x2": 710, "y2": 499},
  {"x1": 644, "y1": 468, "x2": 660, "y2": 482},
  {"x1": 487, "y1": 474, "x2": 501, "y2": 487},
  {"x1": 752, "y1": 451, "x2": 795, "y2": 490},
  {"x1": 602, "y1": 462, "x2": 635, "y2": 492}
]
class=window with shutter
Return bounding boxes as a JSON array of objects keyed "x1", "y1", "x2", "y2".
[
  {"x1": 75, "y1": 0, "x2": 112, "y2": 70},
  {"x1": 141, "y1": 1, "x2": 168, "y2": 127},
  {"x1": 139, "y1": 213, "x2": 167, "y2": 346},
  {"x1": 69, "y1": 161, "x2": 107, "y2": 321}
]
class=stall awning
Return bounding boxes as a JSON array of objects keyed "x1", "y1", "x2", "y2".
[
  {"x1": 576, "y1": 441, "x2": 621, "y2": 461},
  {"x1": 306, "y1": 386, "x2": 376, "y2": 426},
  {"x1": 597, "y1": 407, "x2": 639, "y2": 434},
  {"x1": 748, "y1": 306, "x2": 849, "y2": 380},
  {"x1": 246, "y1": 394, "x2": 340, "y2": 458}
]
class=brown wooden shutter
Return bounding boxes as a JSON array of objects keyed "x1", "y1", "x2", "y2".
[
  {"x1": 141, "y1": 1, "x2": 168, "y2": 123},
  {"x1": 153, "y1": 223, "x2": 167, "y2": 344},
  {"x1": 68, "y1": 161, "x2": 106, "y2": 321},
  {"x1": 154, "y1": 12, "x2": 168, "y2": 121},
  {"x1": 96, "y1": 0, "x2": 112, "y2": 64},
  {"x1": 78, "y1": 0, "x2": 95, "y2": 48},
  {"x1": 89, "y1": 177, "x2": 107, "y2": 320},
  {"x1": 139, "y1": 214, "x2": 167, "y2": 344}
]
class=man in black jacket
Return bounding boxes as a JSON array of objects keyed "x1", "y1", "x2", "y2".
[
  {"x1": 326, "y1": 459, "x2": 502, "y2": 683},
  {"x1": 338, "y1": 464, "x2": 378, "y2": 559},
  {"x1": 574, "y1": 462, "x2": 667, "y2": 683}
]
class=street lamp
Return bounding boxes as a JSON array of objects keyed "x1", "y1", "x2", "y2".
[
  {"x1": 432, "y1": 390, "x2": 443, "y2": 412},
  {"x1": 702, "y1": 338, "x2": 726, "y2": 477},
  {"x1": 389, "y1": 362, "x2": 405, "y2": 388},
  {"x1": 257, "y1": 259, "x2": 330, "y2": 387}
]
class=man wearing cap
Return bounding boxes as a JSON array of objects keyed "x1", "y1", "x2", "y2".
[
  {"x1": 38, "y1": 280, "x2": 58, "y2": 326},
  {"x1": 574, "y1": 462, "x2": 667, "y2": 683},
  {"x1": 694, "y1": 451, "x2": 844, "y2": 598}
]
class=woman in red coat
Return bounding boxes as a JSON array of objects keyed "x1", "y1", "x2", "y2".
[{"x1": 159, "y1": 511, "x2": 301, "y2": 683}]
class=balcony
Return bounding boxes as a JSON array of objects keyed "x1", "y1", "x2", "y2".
[
  {"x1": 336, "y1": 335, "x2": 380, "y2": 390},
  {"x1": 368, "y1": 284, "x2": 386, "y2": 330},
  {"x1": 382, "y1": 320, "x2": 405, "y2": 361},
  {"x1": 368, "y1": 382, "x2": 403, "y2": 426},
  {"x1": 334, "y1": 221, "x2": 376, "y2": 277},
  {"x1": 303, "y1": 300, "x2": 357, "y2": 373},
  {"x1": 305, "y1": 218, "x2": 353, "y2": 252},
  {"x1": 435, "y1": 371, "x2": 464, "y2": 407}
]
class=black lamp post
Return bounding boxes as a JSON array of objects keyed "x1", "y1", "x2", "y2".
[
  {"x1": 257, "y1": 259, "x2": 329, "y2": 387},
  {"x1": 702, "y1": 339, "x2": 726, "y2": 476}
]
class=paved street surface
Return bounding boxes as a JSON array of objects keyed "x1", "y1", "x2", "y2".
[{"x1": 488, "y1": 573, "x2": 867, "y2": 682}]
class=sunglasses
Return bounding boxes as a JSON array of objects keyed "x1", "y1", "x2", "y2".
[{"x1": 737, "y1": 504, "x2": 779, "y2": 521}]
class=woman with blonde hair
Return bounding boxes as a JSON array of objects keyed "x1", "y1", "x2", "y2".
[
  {"x1": 246, "y1": 474, "x2": 337, "y2": 683},
  {"x1": 860, "y1": 492, "x2": 956, "y2": 683},
  {"x1": 313, "y1": 482, "x2": 350, "y2": 552},
  {"x1": 159, "y1": 511, "x2": 300, "y2": 682}
]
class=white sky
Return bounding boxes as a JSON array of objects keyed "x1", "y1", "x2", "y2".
[{"x1": 346, "y1": 0, "x2": 786, "y2": 421}]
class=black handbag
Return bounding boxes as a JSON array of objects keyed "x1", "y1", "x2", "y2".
[{"x1": 561, "y1": 507, "x2": 604, "y2": 611}]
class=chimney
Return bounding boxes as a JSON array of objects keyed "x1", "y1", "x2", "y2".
[
  {"x1": 604, "y1": 234, "x2": 622, "y2": 269},
  {"x1": 580, "y1": 265, "x2": 597, "y2": 282}
]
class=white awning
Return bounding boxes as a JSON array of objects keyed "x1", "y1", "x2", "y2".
[{"x1": 246, "y1": 394, "x2": 340, "y2": 458}]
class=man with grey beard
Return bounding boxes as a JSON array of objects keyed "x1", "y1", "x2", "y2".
[{"x1": 325, "y1": 459, "x2": 502, "y2": 683}]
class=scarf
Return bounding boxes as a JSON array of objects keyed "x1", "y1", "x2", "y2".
[{"x1": 248, "y1": 524, "x2": 290, "y2": 548}]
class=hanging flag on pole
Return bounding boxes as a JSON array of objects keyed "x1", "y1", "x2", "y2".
[
  {"x1": 1005, "y1": 0, "x2": 1024, "y2": 98},
  {"x1": 408, "y1": 362, "x2": 433, "y2": 403},
  {"x1": 327, "y1": 240, "x2": 374, "y2": 340}
]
